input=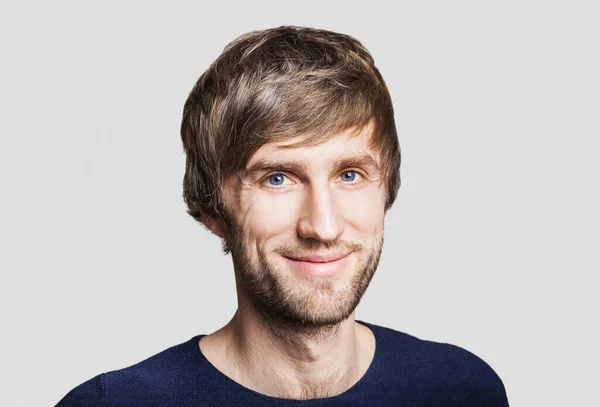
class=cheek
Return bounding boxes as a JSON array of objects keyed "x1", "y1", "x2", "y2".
[
  {"x1": 243, "y1": 192, "x2": 301, "y2": 240},
  {"x1": 338, "y1": 187, "x2": 385, "y2": 231}
]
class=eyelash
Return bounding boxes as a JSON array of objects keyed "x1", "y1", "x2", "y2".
[{"x1": 261, "y1": 169, "x2": 364, "y2": 189}]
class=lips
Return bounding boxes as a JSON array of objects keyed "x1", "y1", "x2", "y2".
[
  {"x1": 286, "y1": 252, "x2": 350, "y2": 263},
  {"x1": 283, "y1": 252, "x2": 353, "y2": 278}
]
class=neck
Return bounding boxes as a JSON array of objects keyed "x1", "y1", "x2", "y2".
[{"x1": 199, "y1": 299, "x2": 375, "y2": 400}]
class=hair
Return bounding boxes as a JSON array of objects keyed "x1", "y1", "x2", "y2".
[{"x1": 181, "y1": 26, "x2": 401, "y2": 235}]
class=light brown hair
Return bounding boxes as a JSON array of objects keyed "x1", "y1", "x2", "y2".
[{"x1": 181, "y1": 26, "x2": 400, "y2": 236}]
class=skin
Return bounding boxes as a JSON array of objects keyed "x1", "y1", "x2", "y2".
[{"x1": 199, "y1": 124, "x2": 387, "y2": 400}]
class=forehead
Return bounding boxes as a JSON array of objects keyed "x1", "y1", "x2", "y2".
[{"x1": 246, "y1": 125, "x2": 380, "y2": 168}]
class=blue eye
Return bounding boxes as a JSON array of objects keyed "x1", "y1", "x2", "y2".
[
  {"x1": 341, "y1": 171, "x2": 358, "y2": 182},
  {"x1": 268, "y1": 173, "x2": 286, "y2": 186}
]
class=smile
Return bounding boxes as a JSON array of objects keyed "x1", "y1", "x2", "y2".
[{"x1": 283, "y1": 252, "x2": 354, "y2": 278}]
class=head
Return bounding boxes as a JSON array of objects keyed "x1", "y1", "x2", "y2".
[{"x1": 181, "y1": 26, "x2": 400, "y2": 328}]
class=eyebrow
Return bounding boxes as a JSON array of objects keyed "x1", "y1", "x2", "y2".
[{"x1": 244, "y1": 153, "x2": 381, "y2": 176}]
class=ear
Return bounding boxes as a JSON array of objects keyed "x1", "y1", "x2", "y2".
[{"x1": 199, "y1": 212, "x2": 228, "y2": 239}]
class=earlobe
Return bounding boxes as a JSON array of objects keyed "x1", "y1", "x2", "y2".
[{"x1": 199, "y1": 212, "x2": 228, "y2": 239}]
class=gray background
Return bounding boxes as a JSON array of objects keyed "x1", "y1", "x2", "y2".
[{"x1": 1, "y1": 1, "x2": 598, "y2": 406}]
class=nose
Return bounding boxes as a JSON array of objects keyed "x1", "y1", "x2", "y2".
[{"x1": 297, "y1": 183, "x2": 344, "y2": 243}]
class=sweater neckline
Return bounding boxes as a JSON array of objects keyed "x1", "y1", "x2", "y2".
[{"x1": 189, "y1": 319, "x2": 380, "y2": 403}]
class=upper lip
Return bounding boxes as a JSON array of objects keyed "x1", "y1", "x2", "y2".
[{"x1": 285, "y1": 252, "x2": 351, "y2": 263}]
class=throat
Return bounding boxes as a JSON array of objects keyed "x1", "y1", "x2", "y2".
[{"x1": 199, "y1": 313, "x2": 376, "y2": 400}]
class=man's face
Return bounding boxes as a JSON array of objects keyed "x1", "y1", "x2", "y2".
[{"x1": 222, "y1": 125, "x2": 386, "y2": 327}]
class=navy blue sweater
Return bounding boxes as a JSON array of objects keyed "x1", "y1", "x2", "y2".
[{"x1": 56, "y1": 321, "x2": 508, "y2": 406}]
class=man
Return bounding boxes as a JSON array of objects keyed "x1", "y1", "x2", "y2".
[{"x1": 57, "y1": 26, "x2": 508, "y2": 406}]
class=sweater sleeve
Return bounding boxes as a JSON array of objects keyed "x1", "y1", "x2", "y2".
[
  {"x1": 55, "y1": 374, "x2": 109, "y2": 407},
  {"x1": 446, "y1": 344, "x2": 509, "y2": 406}
]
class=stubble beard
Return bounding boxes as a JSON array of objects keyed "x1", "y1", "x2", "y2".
[{"x1": 227, "y1": 223, "x2": 384, "y2": 340}]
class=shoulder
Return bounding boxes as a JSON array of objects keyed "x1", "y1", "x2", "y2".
[
  {"x1": 55, "y1": 335, "x2": 204, "y2": 407},
  {"x1": 55, "y1": 374, "x2": 108, "y2": 407},
  {"x1": 362, "y1": 321, "x2": 509, "y2": 406}
]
